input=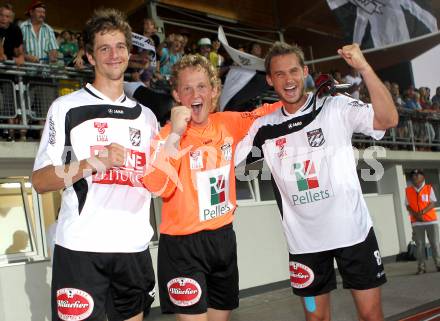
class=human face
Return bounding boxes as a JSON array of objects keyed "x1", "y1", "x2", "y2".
[
  {"x1": 30, "y1": 7, "x2": 45, "y2": 24},
  {"x1": 0, "y1": 8, "x2": 12, "y2": 29},
  {"x1": 266, "y1": 53, "x2": 308, "y2": 111},
  {"x1": 411, "y1": 173, "x2": 424, "y2": 187},
  {"x1": 143, "y1": 19, "x2": 156, "y2": 34},
  {"x1": 251, "y1": 44, "x2": 262, "y2": 57},
  {"x1": 86, "y1": 30, "x2": 129, "y2": 82},
  {"x1": 172, "y1": 67, "x2": 217, "y2": 126}
]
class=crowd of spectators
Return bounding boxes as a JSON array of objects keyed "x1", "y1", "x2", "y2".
[{"x1": 1, "y1": 0, "x2": 440, "y2": 148}]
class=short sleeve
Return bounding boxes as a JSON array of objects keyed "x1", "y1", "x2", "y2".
[
  {"x1": 334, "y1": 95, "x2": 385, "y2": 140},
  {"x1": 33, "y1": 100, "x2": 67, "y2": 171},
  {"x1": 430, "y1": 187, "x2": 437, "y2": 203}
]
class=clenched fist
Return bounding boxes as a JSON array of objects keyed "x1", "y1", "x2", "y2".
[
  {"x1": 171, "y1": 105, "x2": 192, "y2": 136},
  {"x1": 96, "y1": 143, "x2": 126, "y2": 170},
  {"x1": 337, "y1": 44, "x2": 371, "y2": 74}
]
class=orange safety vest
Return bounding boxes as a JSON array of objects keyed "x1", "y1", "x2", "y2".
[{"x1": 406, "y1": 184, "x2": 437, "y2": 223}]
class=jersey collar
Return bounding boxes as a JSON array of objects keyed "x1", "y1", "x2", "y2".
[
  {"x1": 85, "y1": 83, "x2": 127, "y2": 104},
  {"x1": 281, "y1": 93, "x2": 313, "y2": 117}
]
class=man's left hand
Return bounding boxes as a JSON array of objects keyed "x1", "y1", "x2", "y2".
[{"x1": 337, "y1": 44, "x2": 371, "y2": 73}]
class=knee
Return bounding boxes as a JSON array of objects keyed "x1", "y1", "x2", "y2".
[
  {"x1": 358, "y1": 308, "x2": 383, "y2": 321},
  {"x1": 306, "y1": 312, "x2": 330, "y2": 321}
]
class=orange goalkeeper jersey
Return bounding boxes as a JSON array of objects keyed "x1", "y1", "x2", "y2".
[{"x1": 143, "y1": 102, "x2": 282, "y2": 235}]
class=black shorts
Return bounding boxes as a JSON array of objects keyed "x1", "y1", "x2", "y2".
[
  {"x1": 52, "y1": 245, "x2": 156, "y2": 321},
  {"x1": 289, "y1": 228, "x2": 387, "y2": 297},
  {"x1": 158, "y1": 224, "x2": 239, "y2": 314}
]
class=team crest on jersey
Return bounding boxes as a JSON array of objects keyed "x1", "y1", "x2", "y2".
[
  {"x1": 94, "y1": 122, "x2": 108, "y2": 142},
  {"x1": 275, "y1": 137, "x2": 287, "y2": 158},
  {"x1": 306, "y1": 128, "x2": 325, "y2": 147},
  {"x1": 129, "y1": 127, "x2": 141, "y2": 146},
  {"x1": 220, "y1": 143, "x2": 232, "y2": 161},
  {"x1": 190, "y1": 150, "x2": 203, "y2": 170}
]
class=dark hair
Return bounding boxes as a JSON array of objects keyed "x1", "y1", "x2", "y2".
[
  {"x1": 0, "y1": 2, "x2": 13, "y2": 11},
  {"x1": 264, "y1": 41, "x2": 305, "y2": 74},
  {"x1": 83, "y1": 8, "x2": 132, "y2": 55}
]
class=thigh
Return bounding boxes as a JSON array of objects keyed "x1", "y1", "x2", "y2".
[
  {"x1": 289, "y1": 250, "x2": 336, "y2": 297},
  {"x1": 426, "y1": 224, "x2": 439, "y2": 244},
  {"x1": 158, "y1": 234, "x2": 208, "y2": 315},
  {"x1": 107, "y1": 249, "x2": 156, "y2": 321},
  {"x1": 52, "y1": 245, "x2": 109, "y2": 321},
  {"x1": 335, "y1": 228, "x2": 387, "y2": 290},
  {"x1": 413, "y1": 225, "x2": 427, "y2": 244},
  {"x1": 205, "y1": 228, "x2": 239, "y2": 311}
]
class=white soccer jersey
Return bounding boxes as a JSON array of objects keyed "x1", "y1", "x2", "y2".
[
  {"x1": 236, "y1": 93, "x2": 385, "y2": 254},
  {"x1": 33, "y1": 83, "x2": 159, "y2": 253}
]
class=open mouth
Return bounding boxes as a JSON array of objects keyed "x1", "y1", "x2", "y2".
[
  {"x1": 284, "y1": 84, "x2": 297, "y2": 97},
  {"x1": 191, "y1": 102, "x2": 203, "y2": 113}
]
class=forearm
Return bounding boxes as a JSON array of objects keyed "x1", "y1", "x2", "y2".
[
  {"x1": 360, "y1": 66, "x2": 398, "y2": 129},
  {"x1": 32, "y1": 157, "x2": 103, "y2": 193},
  {"x1": 421, "y1": 202, "x2": 436, "y2": 215}
]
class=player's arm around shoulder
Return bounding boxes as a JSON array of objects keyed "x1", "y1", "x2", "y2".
[{"x1": 337, "y1": 43, "x2": 398, "y2": 130}]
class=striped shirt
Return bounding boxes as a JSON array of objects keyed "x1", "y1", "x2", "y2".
[{"x1": 20, "y1": 19, "x2": 58, "y2": 61}]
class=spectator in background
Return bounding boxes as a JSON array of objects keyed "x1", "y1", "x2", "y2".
[
  {"x1": 332, "y1": 70, "x2": 343, "y2": 84},
  {"x1": 391, "y1": 82, "x2": 403, "y2": 107},
  {"x1": 141, "y1": 18, "x2": 160, "y2": 48},
  {"x1": 20, "y1": 0, "x2": 58, "y2": 64},
  {"x1": 0, "y1": 3, "x2": 24, "y2": 65},
  {"x1": 419, "y1": 87, "x2": 432, "y2": 110},
  {"x1": 0, "y1": 3, "x2": 26, "y2": 141},
  {"x1": 432, "y1": 87, "x2": 440, "y2": 107},
  {"x1": 58, "y1": 29, "x2": 78, "y2": 65},
  {"x1": 344, "y1": 68, "x2": 362, "y2": 99},
  {"x1": 248, "y1": 42, "x2": 263, "y2": 57},
  {"x1": 210, "y1": 38, "x2": 223, "y2": 67},
  {"x1": 159, "y1": 33, "x2": 183, "y2": 79},
  {"x1": 404, "y1": 88, "x2": 422, "y2": 111},
  {"x1": 405, "y1": 169, "x2": 440, "y2": 274}
]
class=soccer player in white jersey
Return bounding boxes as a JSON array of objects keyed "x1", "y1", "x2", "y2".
[
  {"x1": 32, "y1": 9, "x2": 157, "y2": 321},
  {"x1": 236, "y1": 42, "x2": 398, "y2": 321}
]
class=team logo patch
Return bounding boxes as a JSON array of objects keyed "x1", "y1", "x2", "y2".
[
  {"x1": 275, "y1": 137, "x2": 287, "y2": 158},
  {"x1": 221, "y1": 143, "x2": 232, "y2": 161},
  {"x1": 167, "y1": 277, "x2": 202, "y2": 307},
  {"x1": 289, "y1": 262, "x2": 314, "y2": 289},
  {"x1": 306, "y1": 128, "x2": 325, "y2": 147},
  {"x1": 190, "y1": 150, "x2": 203, "y2": 170},
  {"x1": 348, "y1": 100, "x2": 368, "y2": 108},
  {"x1": 57, "y1": 288, "x2": 94, "y2": 320},
  {"x1": 129, "y1": 127, "x2": 141, "y2": 146},
  {"x1": 94, "y1": 122, "x2": 108, "y2": 142}
]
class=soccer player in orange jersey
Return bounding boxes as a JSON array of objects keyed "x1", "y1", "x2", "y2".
[{"x1": 143, "y1": 54, "x2": 281, "y2": 321}]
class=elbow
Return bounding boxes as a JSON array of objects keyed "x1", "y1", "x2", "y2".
[
  {"x1": 31, "y1": 172, "x2": 49, "y2": 194},
  {"x1": 389, "y1": 112, "x2": 399, "y2": 128}
]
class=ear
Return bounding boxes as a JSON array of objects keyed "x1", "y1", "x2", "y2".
[
  {"x1": 266, "y1": 74, "x2": 273, "y2": 87},
  {"x1": 86, "y1": 52, "x2": 95, "y2": 66},
  {"x1": 172, "y1": 89, "x2": 180, "y2": 104}
]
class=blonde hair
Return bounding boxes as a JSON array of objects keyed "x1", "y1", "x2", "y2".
[{"x1": 171, "y1": 54, "x2": 221, "y2": 112}]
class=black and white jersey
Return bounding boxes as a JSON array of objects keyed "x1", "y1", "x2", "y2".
[
  {"x1": 33, "y1": 83, "x2": 159, "y2": 253},
  {"x1": 236, "y1": 93, "x2": 385, "y2": 254}
]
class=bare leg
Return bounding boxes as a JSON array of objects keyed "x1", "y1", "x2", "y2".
[
  {"x1": 300, "y1": 293, "x2": 331, "y2": 321},
  {"x1": 351, "y1": 287, "x2": 384, "y2": 321}
]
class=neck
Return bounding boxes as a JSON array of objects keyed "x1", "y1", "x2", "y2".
[
  {"x1": 92, "y1": 77, "x2": 123, "y2": 102},
  {"x1": 31, "y1": 20, "x2": 42, "y2": 27},
  {"x1": 190, "y1": 118, "x2": 210, "y2": 128},
  {"x1": 283, "y1": 93, "x2": 308, "y2": 114}
]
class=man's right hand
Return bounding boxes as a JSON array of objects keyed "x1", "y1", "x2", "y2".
[
  {"x1": 26, "y1": 55, "x2": 40, "y2": 63},
  {"x1": 92, "y1": 143, "x2": 126, "y2": 171},
  {"x1": 171, "y1": 105, "x2": 192, "y2": 136}
]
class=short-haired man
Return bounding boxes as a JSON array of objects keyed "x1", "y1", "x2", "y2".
[
  {"x1": 20, "y1": 0, "x2": 58, "y2": 63},
  {"x1": 406, "y1": 169, "x2": 440, "y2": 274},
  {"x1": 236, "y1": 42, "x2": 398, "y2": 321},
  {"x1": 0, "y1": 3, "x2": 24, "y2": 65},
  {"x1": 32, "y1": 9, "x2": 157, "y2": 321}
]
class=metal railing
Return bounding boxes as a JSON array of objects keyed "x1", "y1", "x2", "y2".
[{"x1": 0, "y1": 60, "x2": 93, "y2": 132}]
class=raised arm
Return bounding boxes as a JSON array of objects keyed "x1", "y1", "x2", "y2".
[{"x1": 337, "y1": 44, "x2": 398, "y2": 130}]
